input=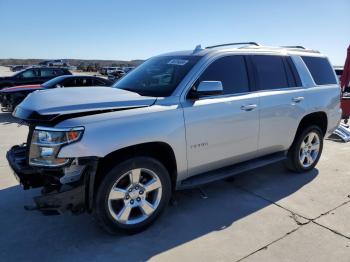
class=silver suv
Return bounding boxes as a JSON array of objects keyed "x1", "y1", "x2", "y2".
[{"x1": 7, "y1": 43, "x2": 341, "y2": 234}]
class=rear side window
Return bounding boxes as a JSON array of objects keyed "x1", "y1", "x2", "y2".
[
  {"x1": 301, "y1": 56, "x2": 337, "y2": 85},
  {"x1": 252, "y1": 55, "x2": 289, "y2": 90},
  {"x1": 40, "y1": 68, "x2": 55, "y2": 77},
  {"x1": 94, "y1": 79, "x2": 109, "y2": 86},
  {"x1": 53, "y1": 69, "x2": 65, "y2": 75},
  {"x1": 198, "y1": 55, "x2": 249, "y2": 94},
  {"x1": 77, "y1": 78, "x2": 93, "y2": 86},
  {"x1": 62, "y1": 78, "x2": 77, "y2": 87}
]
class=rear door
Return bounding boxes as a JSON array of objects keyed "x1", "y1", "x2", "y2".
[
  {"x1": 39, "y1": 68, "x2": 57, "y2": 82},
  {"x1": 250, "y1": 55, "x2": 307, "y2": 154},
  {"x1": 182, "y1": 55, "x2": 260, "y2": 176}
]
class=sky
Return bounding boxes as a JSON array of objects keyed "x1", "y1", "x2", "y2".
[{"x1": 0, "y1": 0, "x2": 349, "y2": 65}]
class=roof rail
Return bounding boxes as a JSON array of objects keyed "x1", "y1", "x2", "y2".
[
  {"x1": 206, "y1": 42, "x2": 260, "y2": 49},
  {"x1": 281, "y1": 45, "x2": 306, "y2": 49},
  {"x1": 280, "y1": 45, "x2": 320, "y2": 53}
]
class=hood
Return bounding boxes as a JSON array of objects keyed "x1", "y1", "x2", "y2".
[
  {"x1": 1, "y1": 84, "x2": 43, "y2": 93},
  {"x1": 0, "y1": 76, "x2": 11, "y2": 83},
  {"x1": 13, "y1": 86, "x2": 157, "y2": 124}
]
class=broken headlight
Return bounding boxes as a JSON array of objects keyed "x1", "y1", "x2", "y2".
[{"x1": 29, "y1": 126, "x2": 84, "y2": 167}]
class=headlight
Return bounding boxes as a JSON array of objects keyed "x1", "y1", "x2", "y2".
[{"x1": 29, "y1": 126, "x2": 84, "y2": 167}]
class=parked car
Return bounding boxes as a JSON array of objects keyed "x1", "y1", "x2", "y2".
[
  {"x1": 107, "y1": 67, "x2": 122, "y2": 75},
  {"x1": 122, "y1": 67, "x2": 135, "y2": 73},
  {"x1": 7, "y1": 43, "x2": 341, "y2": 234},
  {"x1": 334, "y1": 67, "x2": 350, "y2": 123},
  {"x1": 0, "y1": 75, "x2": 112, "y2": 112},
  {"x1": 10, "y1": 65, "x2": 29, "y2": 72},
  {"x1": 334, "y1": 66, "x2": 350, "y2": 93},
  {"x1": 107, "y1": 70, "x2": 125, "y2": 82},
  {"x1": 39, "y1": 59, "x2": 68, "y2": 67},
  {"x1": 0, "y1": 67, "x2": 71, "y2": 90},
  {"x1": 99, "y1": 67, "x2": 122, "y2": 75}
]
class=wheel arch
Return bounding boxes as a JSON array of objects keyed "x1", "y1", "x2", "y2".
[
  {"x1": 294, "y1": 111, "x2": 328, "y2": 140},
  {"x1": 95, "y1": 142, "x2": 178, "y2": 193}
]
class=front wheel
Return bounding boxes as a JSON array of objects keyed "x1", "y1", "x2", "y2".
[
  {"x1": 93, "y1": 157, "x2": 172, "y2": 234},
  {"x1": 285, "y1": 125, "x2": 323, "y2": 173}
]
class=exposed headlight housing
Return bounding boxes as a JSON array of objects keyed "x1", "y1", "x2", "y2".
[{"x1": 29, "y1": 126, "x2": 84, "y2": 167}]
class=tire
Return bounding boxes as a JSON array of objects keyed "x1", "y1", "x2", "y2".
[
  {"x1": 285, "y1": 125, "x2": 323, "y2": 173},
  {"x1": 93, "y1": 157, "x2": 172, "y2": 234}
]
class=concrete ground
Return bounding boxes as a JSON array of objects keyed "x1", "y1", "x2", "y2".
[{"x1": 0, "y1": 65, "x2": 350, "y2": 261}]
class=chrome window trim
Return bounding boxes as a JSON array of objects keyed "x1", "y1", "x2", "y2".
[
  {"x1": 179, "y1": 52, "x2": 304, "y2": 101},
  {"x1": 192, "y1": 91, "x2": 253, "y2": 101}
]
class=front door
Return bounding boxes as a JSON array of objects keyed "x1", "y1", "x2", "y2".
[
  {"x1": 17, "y1": 68, "x2": 40, "y2": 85},
  {"x1": 182, "y1": 55, "x2": 260, "y2": 177}
]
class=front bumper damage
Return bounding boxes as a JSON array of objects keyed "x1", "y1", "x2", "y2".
[{"x1": 7, "y1": 144, "x2": 98, "y2": 215}]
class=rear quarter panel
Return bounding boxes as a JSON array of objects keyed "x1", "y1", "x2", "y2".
[
  {"x1": 304, "y1": 84, "x2": 342, "y2": 134},
  {"x1": 292, "y1": 55, "x2": 341, "y2": 135}
]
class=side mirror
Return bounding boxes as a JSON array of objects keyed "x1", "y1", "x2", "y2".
[{"x1": 192, "y1": 81, "x2": 223, "y2": 98}]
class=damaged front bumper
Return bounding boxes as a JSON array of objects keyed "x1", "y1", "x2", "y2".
[{"x1": 7, "y1": 144, "x2": 98, "y2": 215}]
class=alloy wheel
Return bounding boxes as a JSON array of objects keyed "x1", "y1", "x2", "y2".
[
  {"x1": 107, "y1": 168, "x2": 162, "y2": 225},
  {"x1": 299, "y1": 131, "x2": 320, "y2": 168}
]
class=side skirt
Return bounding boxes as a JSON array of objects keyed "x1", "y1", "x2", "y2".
[{"x1": 178, "y1": 151, "x2": 287, "y2": 190}]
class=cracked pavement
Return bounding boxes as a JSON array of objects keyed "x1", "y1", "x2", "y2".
[{"x1": 0, "y1": 91, "x2": 350, "y2": 261}]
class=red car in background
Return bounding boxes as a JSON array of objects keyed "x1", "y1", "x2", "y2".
[
  {"x1": 335, "y1": 67, "x2": 350, "y2": 123},
  {"x1": 0, "y1": 75, "x2": 112, "y2": 112}
]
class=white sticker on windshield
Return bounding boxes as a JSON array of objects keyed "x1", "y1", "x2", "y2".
[{"x1": 167, "y1": 59, "x2": 189, "y2": 66}]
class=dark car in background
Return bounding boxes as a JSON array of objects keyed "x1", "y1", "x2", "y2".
[
  {"x1": 38, "y1": 59, "x2": 68, "y2": 67},
  {"x1": 10, "y1": 65, "x2": 29, "y2": 72},
  {"x1": 107, "y1": 69, "x2": 126, "y2": 82},
  {"x1": 0, "y1": 67, "x2": 72, "y2": 90},
  {"x1": 0, "y1": 75, "x2": 112, "y2": 112}
]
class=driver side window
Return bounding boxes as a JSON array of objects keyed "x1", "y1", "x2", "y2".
[
  {"x1": 20, "y1": 69, "x2": 37, "y2": 78},
  {"x1": 197, "y1": 55, "x2": 250, "y2": 95}
]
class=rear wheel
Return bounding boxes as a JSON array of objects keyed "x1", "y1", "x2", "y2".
[
  {"x1": 93, "y1": 157, "x2": 171, "y2": 234},
  {"x1": 285, "y1": 125, "x2": 323, "y2": 173}
]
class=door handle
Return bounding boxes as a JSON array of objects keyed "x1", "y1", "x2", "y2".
[
  {"x1": 240, "y1": 104, "x2": 257, "y2": 111},
  {"x1": 292, "y1": 96, "x2": 304, "y2": 103}
]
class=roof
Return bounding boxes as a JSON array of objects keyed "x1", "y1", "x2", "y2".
[
  {"x1": 159, "y1": 43, "x2": 325, "y2": 58},
  {"x1": 52, "y1": 75, "x2": 105, "y2": 79}
]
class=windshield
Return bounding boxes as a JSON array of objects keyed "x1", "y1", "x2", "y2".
[
  {"x1": 113, "y1": 55, "x2": 202, "y2": 97},
  {"x1": 41, "y1": 76, "x2": 67, "y2": 88}
]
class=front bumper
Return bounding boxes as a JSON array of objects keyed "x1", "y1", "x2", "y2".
[
  {"x1": 7, "y1": 145, "x2": 98, "y2": 214},
  {"x1": 6, "y1": 145, "x2": 44, "y2": 189}
]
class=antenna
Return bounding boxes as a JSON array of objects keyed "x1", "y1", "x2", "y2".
[{"x1": 193, "y1": 44, "x2": 203, "y2": 53}]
